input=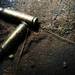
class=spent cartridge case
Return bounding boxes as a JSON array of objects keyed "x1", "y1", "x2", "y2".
[
  {"x1": 0, "y1": 22, "x2": 27, "y2": 54},
  {"x1": 0, "y1": 7, "x2": 38, "y2": 25}
]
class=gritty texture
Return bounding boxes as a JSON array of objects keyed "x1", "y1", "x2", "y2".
[{"x1": 0, "y1": 0, "x2": 75, "y2": 75}]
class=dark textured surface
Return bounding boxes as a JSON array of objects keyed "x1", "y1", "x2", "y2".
[{"x1": 0, "y1": 0, "x2": 75, "y2": 75}]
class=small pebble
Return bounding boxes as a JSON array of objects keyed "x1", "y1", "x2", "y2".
[
  {"x1": 9, "y1": 54, "x2": 14, "y2": 59},
  {"x1": 63, "y1": 61, "x2": 67, "y2": 68}
]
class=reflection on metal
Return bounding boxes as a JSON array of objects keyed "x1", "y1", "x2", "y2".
[
  {"x1": 0, "y1": 7, "x2": 38, "y2": 25},
  {"x1": 0, "y1": 7, "x2": 2, "y2": 11},
  {"x1": 0, "y1": 5, "x2": 38, "y2": 57},
  {"x1": 0, "y1": 0, "x2": 39, "y2": 58},
  {"x1": 1, "y1": 22, "x2": 27, "y2": 49}
]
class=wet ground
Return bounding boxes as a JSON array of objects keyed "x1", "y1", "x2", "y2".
[{"x1": 0, "y1": 0, "x2": 75, "y2": 75}]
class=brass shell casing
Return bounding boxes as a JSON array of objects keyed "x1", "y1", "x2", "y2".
[
  {"x1": 1, "y1": 22, "x2": 27, "y2": 50},
  {"x1": 0, "y1": 7, "x2": 38, "y2": 25}
]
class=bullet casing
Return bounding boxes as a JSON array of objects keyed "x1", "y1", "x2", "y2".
[
  {"x1": 0, "y1": 7, "x2": 38, "y2": 25},
  {"x1": 0, "y1": 7, "x2": 38, "y2": 56},
  {"x1": 1, "y1": 22, "x2": 27, "y2": 50}
]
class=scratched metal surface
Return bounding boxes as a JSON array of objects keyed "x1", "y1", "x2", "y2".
[{"x1": 0, "y1": 0, "x2": 75, "y2": 75}]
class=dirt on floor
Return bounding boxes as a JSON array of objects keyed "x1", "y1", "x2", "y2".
[{"x1": 0, "y1": 0, "x2": 75, "y2": 75}]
